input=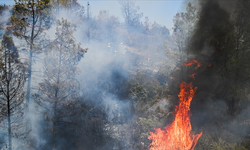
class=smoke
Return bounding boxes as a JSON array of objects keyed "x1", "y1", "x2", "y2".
[
  {"x1": 0, "y1": 5, "x2": 12, "y2": 38},
  {"x1": 165, "y1": 0, "x2": 250, "y2": 148},
  {"x1": 0, "y1": 0, "x2": 212, "y2": 149},
  {"x1": 11, "y1": 2, "x2": 169, "y2": 149}
]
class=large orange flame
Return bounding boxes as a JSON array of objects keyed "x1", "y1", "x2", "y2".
[{"x1": 148, "y1": 82, "x2": 202, "y2": 150}]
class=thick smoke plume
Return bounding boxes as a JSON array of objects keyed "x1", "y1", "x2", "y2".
[{"x1": 166, "y1": 0, "x2": 250, "y2": 148}]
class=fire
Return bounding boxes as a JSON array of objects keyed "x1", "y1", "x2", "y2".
[
  {"x1": 189, "y1": 73, "x2": 196, "y2": 79},
  {"x1": 148, "y1": 82, "x2": 202, "y2": 150},
  {"x1": 206, "y1": 63, "x2": 212, "y2": 68},
  {"x1": 185, "y1": 59, "x2": 201, "y2": 69}
]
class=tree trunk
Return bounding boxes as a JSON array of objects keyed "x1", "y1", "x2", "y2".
[
  {"x1": 26, "y1": 1, "x2": 35, "y2": 134},
  {"x1": 52, "y1": 49, "x2": 62, "y2": 150},
  {"x1": 26, "y1": 51, "x2": 33, "y2": 111},
  {"x1": 26, "y1": 0, "x2": 35, "y2": 108},
  {"x1": 230, "y1": 27, "x2": 241, "y2": 116},
  {"x1": 7, "y1": 101, "x2": 12, "y2": 150},
  {"x1": 7, "y1": 48, "x2": 12, "y2": 150},
  {"x1": 52, "y1": 113, "x2": 56, "y2": 150}
]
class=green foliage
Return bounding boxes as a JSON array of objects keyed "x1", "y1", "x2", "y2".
[
  {"x1": 12, "y1": 0, "x2": 52, "y2": 45},
  {"x1": 11, "y1": 0, "x2": 53, "y2": 111},
  {"x1": 136, "y1": 117, "x2": 155, "y2": 139},
  {"x1": 165, "y1": 2, "x2": 198, "y2": 65},
  {"x1": 133, "y1": 117, "x2": 158, "y2": 149},
  {"x1": 51, "y1": 0, "x2": 77, "y2": 8},
  {"x1": 130, "y1": 83, "x2": 147, "y2": 101}
]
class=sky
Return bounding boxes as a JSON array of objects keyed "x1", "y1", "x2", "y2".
[
  {"x1": 0, "y1": 0, "x2": 187, "y2": 31},
  {"x1": 81, "y1": 0, "x2": 186, "y2": 31}
]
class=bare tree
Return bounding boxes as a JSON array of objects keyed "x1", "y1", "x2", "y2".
[
  {"x1": 118, "y1": 0, "x2": 143, "y2": 27},
  {"x1": 0, "y1": 34, "x2": 27, "y2": 150}
]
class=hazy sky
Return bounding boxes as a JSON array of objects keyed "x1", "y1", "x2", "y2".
[
  {"x1": 82, "y1": 0, "x2": 186, "y2": 31},
  {"x1": 0, "y1": 0, "x2": 187, "y2": 31}
]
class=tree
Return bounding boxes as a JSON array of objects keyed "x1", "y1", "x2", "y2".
[
  {"x1": 50, "y1": 0, "x2": 85, "y2": 17},
  {"x1": 224, "y1": 0, "x2": 250, "y2": 115},
  {"x1": 51, "y1": 0, "x2": 78, "y2": 8},
  {"x1": 165, "y1": 2, "x2": 198, "y2": 71},
  {"x1": 34, "y1": 18, "x2": 87, "y2": 150},
  {"x1": 0, "y1": 5, "x2": 12, "y2": 37},
  {"x1": 96, "y1": 9, "x2": 119, "y2": 43},
  {"x1": 0, "y1": 34, "x2": 27, "y2": 150},
  {"x1": 173, "y1": 2, "x2": 197, "y2": 58},
  {"x1": 143, "y1": 16, "x2": 150, "y2": 34},
  {"x1": 11, "y1": 0, "x2": 51, "y2": 111},
  {"x1": 118, "y1": 0, "x2": 143, "y2": 27}
]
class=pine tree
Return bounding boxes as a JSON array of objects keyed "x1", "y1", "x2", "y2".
[
  {"x1": 0, "y1": 34, "x2": 27, "y2": 150},
  {"x1": 34, "y1": 18, "x2": 87, "y2": 149},
  {"x1": 11, "y1": 0, "x2": 52, "y2": 111}
]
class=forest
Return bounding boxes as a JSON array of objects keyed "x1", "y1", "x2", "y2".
[{"x1": 0, "y1": 0, "x2": 250, "y2": 150}]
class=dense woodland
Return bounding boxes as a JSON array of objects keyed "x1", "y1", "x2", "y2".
[{"x1": 0, "y1": 0, "x2": 250, "y2": 150}]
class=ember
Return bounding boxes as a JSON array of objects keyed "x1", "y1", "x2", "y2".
[
  {"x1": 189, "y1": 73, "x2": 196, "y2": 79},
  {"x1": 185, "y1": 59, "x2": 201, "y2": 69}
]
